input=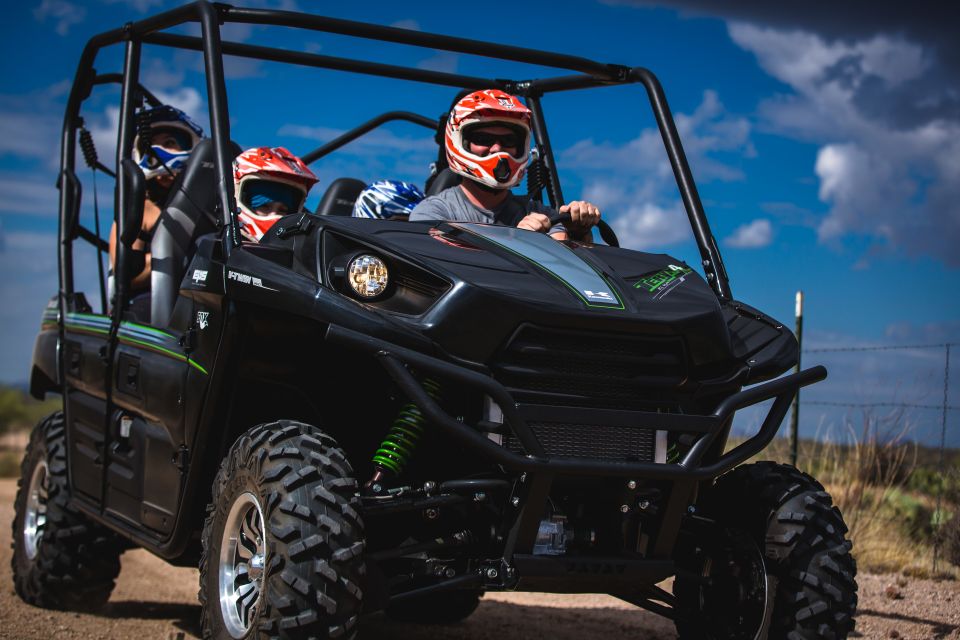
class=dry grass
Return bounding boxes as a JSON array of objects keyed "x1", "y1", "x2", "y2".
[{"x1": 741, "y1": 411, "x2": 959, "y2": 578}]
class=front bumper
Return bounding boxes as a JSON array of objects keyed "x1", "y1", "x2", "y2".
[{"x1": 326, "y1": 324, "x2": 826, "y2": 480}]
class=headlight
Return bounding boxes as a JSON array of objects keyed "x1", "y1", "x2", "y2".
[{"x1": 347, "y1": 254, "x2": 389, "y2": 298}]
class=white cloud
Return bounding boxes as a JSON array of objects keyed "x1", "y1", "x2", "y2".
[
  {"x1": 278, "y1": 124, "x2": 435, "y2": 154},
  {"x1": 608, "y1": 200, "x2": 691, "y2": 251},
  {"x1": 0, "y1": 229, "x2": 105, "y2": 383},
  {"x1": 0, "y1": 176, "x2": 60, "y2": 216},
  {"x1": 724, "y1": 218, "x2": 772, "y2": 248},
  {"x1": 391, "y1": 19, "x2": 421, "y2": 31},
  {"x1": 0, "y1": 82, "x2": 75, "y2": 168},
  {"x1": 416, "y1": 51, "x2": 460, "y2": 74},
  {"x1": 729, "y1": 22, "x2": 960, "y2": 265},
  {"x1": 34, "y1": 0, "x2": 85, "y2": 35},
  {"x1": 561, "y1": 90, "x2": 752, "y2": 251},
  {"x1": 561, "y1": 90, "x2": 752, "y2": 182},
  {"x1": 101, "y1": 0, "x2": 164, "y2": 12},
  {"x1": 0, "y1": 113, "x2": 61, "y2": 161}
]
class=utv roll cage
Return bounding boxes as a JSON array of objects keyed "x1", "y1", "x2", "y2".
[{"x1": 58, "y1": 0, "x2": 732, "y2": 310}]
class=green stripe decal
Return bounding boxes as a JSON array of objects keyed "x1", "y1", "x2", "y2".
[
  {"x1": 61, "y1": 312, "x2": 208, "y2": 375},
  {"x1": 450, "y1": 223, "x2": 625, "y2": 310}
]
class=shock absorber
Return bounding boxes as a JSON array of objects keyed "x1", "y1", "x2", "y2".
[
  {"x1": 78, "y1": 126, "x2": 98, "y2": 170},
  {"x1": 368, "y1": 378, "x2": 442, "y2": 488}
]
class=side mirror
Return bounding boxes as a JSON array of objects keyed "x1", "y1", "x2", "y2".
[{"x1": 118, "y1": 158, "x2": 145, "y2": 248}]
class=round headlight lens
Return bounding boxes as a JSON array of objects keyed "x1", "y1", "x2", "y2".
[{"x1": 347, "y1": 254, "x2": 389, "y2": 298}]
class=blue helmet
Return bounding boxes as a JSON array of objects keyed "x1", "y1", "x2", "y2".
[
  {"x1": 132, "y1": 105, "x2": 204, "y2": 180},
  {"x1": 352, "y1": 180, "x2": 425, "y2": 220}
]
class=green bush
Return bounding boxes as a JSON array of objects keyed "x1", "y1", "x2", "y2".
[
  {"x1": 0, "y1": 385, "x2": 60, "y2": 437},
  {"x1": 884, "y1": 488, "x2": 936, "y2": 544}
]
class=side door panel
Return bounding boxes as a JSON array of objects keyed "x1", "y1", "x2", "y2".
[
  {"x1": 104, "y1": 300, "x2": 196, "y2": 533},
  {"x1": 60, "y1": 309, "x2": 111, "y2": 506}
]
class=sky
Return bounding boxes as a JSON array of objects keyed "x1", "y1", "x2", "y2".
[{"x1": 0, "y1": 0, "x2": 957, "y2": 446}]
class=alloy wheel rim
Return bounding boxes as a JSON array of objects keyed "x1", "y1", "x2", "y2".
[
  {"x1": 23, "y1": 458, "x2": 49, "y2": 560},
  {"x1": 219, "y1": 491, "x2": 266, "y2": 638},
  {"x1": 698, "y1": 531, "x2": 772, "y2": 640}
]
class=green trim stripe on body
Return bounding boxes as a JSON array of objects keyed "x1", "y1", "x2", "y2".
[
  {"x1": 450, "y1": 223, "x2": 625, "y2": 310},
  {"x1": 56, "y1": 311, "x2": 208, "y2": 375}
]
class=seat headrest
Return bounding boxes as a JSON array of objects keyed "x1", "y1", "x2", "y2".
[
  {"x1": 316, "y1": 177, "x2": 366, "y2": 216},
  {"x1": 150, "y1": 137, "x2": 241, "y2": 327},
  {"x1": 425, "y1": 168, "x2": 461, "y2": 196}
]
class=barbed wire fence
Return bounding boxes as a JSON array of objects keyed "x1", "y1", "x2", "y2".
[{"x1": 796, "y1": 340, "x2": 957, "y2": 573}]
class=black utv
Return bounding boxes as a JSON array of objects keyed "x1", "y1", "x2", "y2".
[{"x1": 13, "y1": 2, "x2": 857, "y2": 638}]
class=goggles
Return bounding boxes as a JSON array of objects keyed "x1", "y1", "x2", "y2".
[
  {"x1": 463, "y1": 126, "x2": 524, "y2": 150},
  {"x1": 242, "y1": 180, "x2": 303, "y2": 213},
  {"x1": 138, "y1": 145, "x2": 190, "y2": 172}
]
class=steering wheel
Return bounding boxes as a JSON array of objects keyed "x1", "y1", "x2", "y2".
[{"x1": 546, "y1": 211, "x2": 620, "y2": 248}]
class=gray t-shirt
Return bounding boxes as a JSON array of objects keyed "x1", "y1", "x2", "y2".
[{"x1": 410, "y1": 186, "x2": 562, "y2": 233}]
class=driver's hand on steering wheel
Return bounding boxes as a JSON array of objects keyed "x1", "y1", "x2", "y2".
[
  {"x1": 560, "y1": 200, "x2": 601, "y2": 235},
  {"x1": 517, "y1": 212, "x2": 553, "y2": 234}
]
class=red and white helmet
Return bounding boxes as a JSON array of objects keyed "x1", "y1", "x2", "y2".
[
  {"x1": 445, "y1": 89, "x2": 531, "y2": 189},
  {"x1": 233, "y1": 147, "x2": 318, "y2": 241}
]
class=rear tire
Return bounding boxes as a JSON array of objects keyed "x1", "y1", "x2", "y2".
[
  {"x1": 199, "y1": 420, "x2": 365, "y2": 639},
  {"x1": 386, "y1": 589, "x2": 482, "y2": 624},
  {"x1": 674, "y1": 462, "x2": 858, "y2": 639},
  {"x1": 11, "y1": 411, "x2": 123, "y2": 611}
]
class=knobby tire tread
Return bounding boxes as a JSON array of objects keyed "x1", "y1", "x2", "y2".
[
  {"x1": 674, "y1": 461, "x2": 857, "y2": 640},
  {"x1": 11, "y1": 411, "x2": 123, "y2": 611},
  {"x1": 200, "y1": 419, "x2": 365, "y2": 640}
]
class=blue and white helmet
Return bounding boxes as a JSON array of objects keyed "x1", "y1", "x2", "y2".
[
  {"x1": 352, "y1": 180, "x2": 425, "y2": 220},
  {"x1": 132, "y1": 105, "x2": 204, "y2": 180}
]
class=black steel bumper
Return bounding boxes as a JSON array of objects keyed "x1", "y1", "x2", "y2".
[{"x1": 326, "y1": 324, "x2": 826, "y2": 480}]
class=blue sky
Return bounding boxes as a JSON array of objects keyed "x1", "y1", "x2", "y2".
[{"x1": 1, "y1": 0, "x2": 957, "y2": 445}]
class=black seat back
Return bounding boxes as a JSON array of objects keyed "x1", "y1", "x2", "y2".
[
  {"x1": 425, "y1": 167, "x2": 460, "y2": 196},
  {"x1": 150, "y1": 138, "x2": 241, "y2": 326},
  {"x1": 315, "y1": 177, "x2": 366, "y2": 216}
]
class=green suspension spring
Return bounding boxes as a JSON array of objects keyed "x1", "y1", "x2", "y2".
[{"x1": 372, "y1": 378, "x2": 442, "y2": 476}]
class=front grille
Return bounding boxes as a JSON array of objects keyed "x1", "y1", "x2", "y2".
[
  {"x1": 505, "y1": 421, "x2": 656, "y2": 462},
  {"x1": 492, "y1": 325, "x2": 688, "y2": 411}
]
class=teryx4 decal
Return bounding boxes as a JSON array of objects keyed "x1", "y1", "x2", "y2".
[{"x1": 634, "y1": 264, "x2": 692, "y2": 300}]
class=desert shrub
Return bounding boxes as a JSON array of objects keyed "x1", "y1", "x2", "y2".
[{"x1": 942, "y1": 511, "x2": 960, "y2": 568}]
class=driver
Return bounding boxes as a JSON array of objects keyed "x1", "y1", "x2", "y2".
[
  {"x1": 233, "y1": 146, "x2": 319, "y2": 241},
  {"x1": 409, "y1": 89, "x2": 600, "y2": 242}
]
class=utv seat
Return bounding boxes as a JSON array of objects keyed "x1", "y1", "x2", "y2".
[
  {"x1": 316, "y1": 177, "x2": 366, "y2": 216},
  {"x1": 150, "y1": 138, "x2": 241, "y2": 326},
  {"x1": 424, "y1": 167, "x2": 460, "y2": 196}
]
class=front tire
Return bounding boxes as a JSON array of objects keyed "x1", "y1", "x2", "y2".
[
  {"x1": 200, "y1": 420, "x2": 365, "y2": 639},
  {"x1": 674, "y1": 462, "x2": 858, "y2": 639},
  {"x1": 11, "y1": 411, "x2": 123, "y2": 611}
]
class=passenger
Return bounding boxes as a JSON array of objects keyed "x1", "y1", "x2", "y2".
[
  {"x1": 352, "y1": 180, "x2": 426, "y2": 221},
  {"x1": 233, "y1": 147, "x2": 318, "y2": 241},
  {"x1": 109, "y1": 105, "x2": 204, "y2": 292},
  {"x1": 409, "y1": 89, "x2": 600, "y2": 242}
]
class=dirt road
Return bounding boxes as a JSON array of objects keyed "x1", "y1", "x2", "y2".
[{"x1": 2, "y1": 478, "x2": 958, "y2": 639}]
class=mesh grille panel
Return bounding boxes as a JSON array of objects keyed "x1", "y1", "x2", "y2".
[
  {"x1": 493, "y1": 325, "x2": 687, "y2": 411},
  {"x1": 506, "y1": 421, "x2": 656, "y2": 462}
]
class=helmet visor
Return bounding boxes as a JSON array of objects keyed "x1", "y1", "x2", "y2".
[
  {"x1": 242, "y1": 180, "x2": 304, "y2": 215},
  {"x1": 461, "y1": 123, "x2": 528, "y2": 156}
]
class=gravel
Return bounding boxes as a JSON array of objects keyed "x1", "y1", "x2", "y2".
[{"x1": 2, "y1": 479, "x2": 957, "y2": 639}]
